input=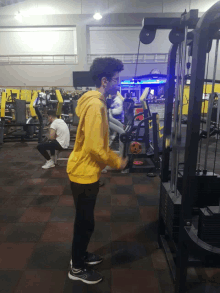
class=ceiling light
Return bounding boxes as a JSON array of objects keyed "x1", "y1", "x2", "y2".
[
  {"x1": 15, "y1": 12, "x2": 22, "y2": 22},
  {"x1": 93, "y1": 12, "x2": 102, "y2": 20}
]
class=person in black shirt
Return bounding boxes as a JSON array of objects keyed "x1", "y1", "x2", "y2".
[{"x1": 123, "y1": 93, "x2": 134, "y2": 126}]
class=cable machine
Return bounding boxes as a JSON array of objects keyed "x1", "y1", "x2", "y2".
[{"x1": 141, "y1": 2, "x2": 220, "y2": 293}]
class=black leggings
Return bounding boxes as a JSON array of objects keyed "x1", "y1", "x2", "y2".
[
  {"x1": 37, "y1": 140, "x2": 63, "y2": 160},
  {"x1": 71, "y1": 180, "x2": 99, "y2": 269}
]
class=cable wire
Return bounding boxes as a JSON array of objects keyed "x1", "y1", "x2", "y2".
[
  {"x1": 189, "y1": 0, "x2": 192, "y2": 11},
  {"x1": 198, "y1": 53, "x2": 209, "y2": 169},
  {"x1": 213, "y1": 123, "x2": 219, "y2": 175},
  {"x1": 134, "y1": 39, "x2": 141, "y2": 78}
]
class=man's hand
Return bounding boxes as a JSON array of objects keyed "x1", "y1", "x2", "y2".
[
  {"x1": 119, "y1": 157, "x2": 129, "y2": 170},
  {"x1": 49, "y1": 129, "x2": 56, "y2": 140}
]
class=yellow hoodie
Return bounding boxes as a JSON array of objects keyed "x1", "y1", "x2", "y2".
[{"x1": 67, "y1": 90, "x2": 122, "y2": 184}]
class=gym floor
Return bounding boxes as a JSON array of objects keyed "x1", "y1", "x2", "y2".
[{"x1": 0, "y1": 132, "x2": 220, "y2": 293}]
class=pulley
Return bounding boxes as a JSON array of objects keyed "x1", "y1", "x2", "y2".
[
  {"x1": 169, "y1": 28, "x2": 184, "y2": 44},
  {"x1": 140, "y1": 28, "x2": 156, "y2": 45}
]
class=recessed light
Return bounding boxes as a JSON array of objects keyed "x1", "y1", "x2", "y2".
[{"x1": 93, "y1": 12, "x2": 102, "y2": 20}]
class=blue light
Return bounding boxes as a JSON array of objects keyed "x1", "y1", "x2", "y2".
[{"x1": 121, "y1": 79, "x2": 167, "y2": 85}]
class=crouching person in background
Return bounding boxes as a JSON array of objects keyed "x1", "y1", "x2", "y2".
[{"x1": 37, "y1": 110, "x2": 70, "y2": 169}]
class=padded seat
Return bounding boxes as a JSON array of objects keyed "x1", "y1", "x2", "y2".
[{"x1": 54, "y1": 145, "x2": 74, "y2": 164}]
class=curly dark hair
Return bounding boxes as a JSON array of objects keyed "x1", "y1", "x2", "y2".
[{"x1": 90, "y1": 57, "x2": 124, "y2": 88}]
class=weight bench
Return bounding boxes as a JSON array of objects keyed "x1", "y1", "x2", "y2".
[{"x1": 54, "y1": 145, "x2": 74, "y2": 165}]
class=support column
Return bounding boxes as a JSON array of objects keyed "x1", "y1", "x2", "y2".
[{"x1": 76, "y1": 24, "x2": 89, "y2": 71}]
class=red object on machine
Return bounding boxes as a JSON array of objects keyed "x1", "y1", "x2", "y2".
[
  {"x1": 135, "y1": 108, "x2": 144, "y2": 121},
  {"x1": 133, "y1": 161, "x2": 143, "y2": 165}
]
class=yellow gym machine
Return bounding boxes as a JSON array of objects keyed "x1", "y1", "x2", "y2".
[{"x1": 181, "y1": 84, "x2": 220, "y2": 115}]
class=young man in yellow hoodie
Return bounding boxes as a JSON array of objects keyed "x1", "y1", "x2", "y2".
[{"x1": 67, "y1": 57, "x2": 128, "y2": 284}]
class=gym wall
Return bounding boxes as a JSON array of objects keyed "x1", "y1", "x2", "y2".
[
  {"x1": 0, "y1": 27, "x2": 77, "y2": 56},
  {"x1": 0, "y1": 25, "x2": 170, "y2": 87},
  {"x1": 88, "y1": 27, "x2": 171, "y2": 55},
  {"x1": 0, "y1": 0, "x2": 218, "y2": 87}
]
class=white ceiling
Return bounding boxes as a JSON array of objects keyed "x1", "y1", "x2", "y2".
[
  {"x1": 0, "y1": 0, "x2": 25, "y2": 7},
  {"x1": 0, "y1": 0, "x2": 218, "y2": 15}
]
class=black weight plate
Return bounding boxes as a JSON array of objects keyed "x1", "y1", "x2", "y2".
[
  {"x1": 169, "y1": 28, "x2": 184, "y2": 44},
  {"x1": 140, "y1": 28, "x2": 156, "y2": 45}
]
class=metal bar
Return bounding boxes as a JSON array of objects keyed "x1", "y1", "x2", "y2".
[
  {"x1": 204, "y1": 39, "x2": 219, "y2": 172},
  {"x1": 174, "y1": 26, "x2": 188, "y2": 196},
  {"x1": 161, "y1": 44, "x2": 178, "y2": 183},
  {"x1": 152, "y1": 113, "x2": 160, "y2": 168},
  {"x1": 170, "y1": 44, "x2": 182, "y2": 192},
  {"x1": 217, "y1": 93, "x2": 220, "y2": 127},
  {"x1": 142, "y1": 15, "x2": 199, "y2": 30},
  {"x1": 177, "y1": 26, "x2": 188, "y2": 137},
  {"x1": 143, "y1": 109, "x2": 150, "y2": 150},
  {"x1": 213, "y1": 122, "x2": 219, "y2": 176},
  {"x1": 211, "y1": 40, "x2": 219, "y2": 94}
]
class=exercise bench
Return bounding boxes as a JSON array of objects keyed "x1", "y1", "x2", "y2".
[{"x1": 54, "y1": 145, "x2": 74, "y2": 165}]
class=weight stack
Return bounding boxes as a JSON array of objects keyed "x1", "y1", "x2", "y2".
[
  {"x1": 160, "y1": 183, "x2": 181, "y2": 242},
  {"x1": 198, "y1": 206, "x2": 220, "y2": 248},
  {"x1": 177, "y1": 172, "x2": 220, "y2": 208}
]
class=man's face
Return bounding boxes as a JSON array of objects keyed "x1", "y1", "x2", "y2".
[
  {"x1": 48, "y1": 115, "x2": 52, "y2": 124},
  {"x1": 104, "y1": 72, "x2": 120, "y2": 96}
]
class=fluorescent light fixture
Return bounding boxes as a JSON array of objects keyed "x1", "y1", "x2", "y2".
[
  {"x1": 93, "y1": 12, "x2": 102, "y2": 20},
  {"x1": 15, "y1": 12, "x2": 22, "y2": 22}
]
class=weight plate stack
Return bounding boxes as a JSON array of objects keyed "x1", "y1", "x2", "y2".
[
  {"x1": 177, "y1": 173, "x2": 220, "y2": 208},
  {"x1": 198, "y1": 206, "x2": 220, "y2": 248},
  {"x1": 160, "y1": 183, "x2": 181, "y2": 242}
]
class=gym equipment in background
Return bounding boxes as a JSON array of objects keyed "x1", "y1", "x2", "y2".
[
  {"x1": 0, "y1": 89, "x2": 43, "y2": 143},
  {"x1": 120, "y1": 87, "x2": 164, "y2": 173}
]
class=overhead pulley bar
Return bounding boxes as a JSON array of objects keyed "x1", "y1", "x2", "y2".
[
  {"x1": 140, "y1": 10, "x2": 199, "y2": 45},
  {"x1": 142, "y1": 10, "x2": 199, "y2": 30}
]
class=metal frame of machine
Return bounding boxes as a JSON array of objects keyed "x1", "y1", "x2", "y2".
[
  {"x1": 141, "y1": 3, "x2": 220, "y2": 293},
  {"x1": 119, "y1": 87, "x2": 163, "y2": 172}
]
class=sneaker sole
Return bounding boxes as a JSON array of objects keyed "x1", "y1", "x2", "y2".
[
  {"x1": 70, "y1": 259, "x2": 103, "y2": 267},
  {"x1": 85, "y1": 259, "x2": 103, "y2": 265},
  {"x1": 68, "y1": 272, "x2": 102, "y2": 284},
  {"x1": 42, "y1": 165, "x2": 55, "y2": 169}
]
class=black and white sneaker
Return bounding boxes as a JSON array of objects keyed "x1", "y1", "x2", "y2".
[
  {"x1": 70, "y1": 253, "x2": 103, "y2": 268},
  {"x1": 68, "y1": 266, "x2": 103, "y2": 284}
]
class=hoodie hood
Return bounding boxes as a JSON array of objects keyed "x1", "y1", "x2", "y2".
[{"x1": 75, "y1": 90, "x2": 105, "y2": 117}]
